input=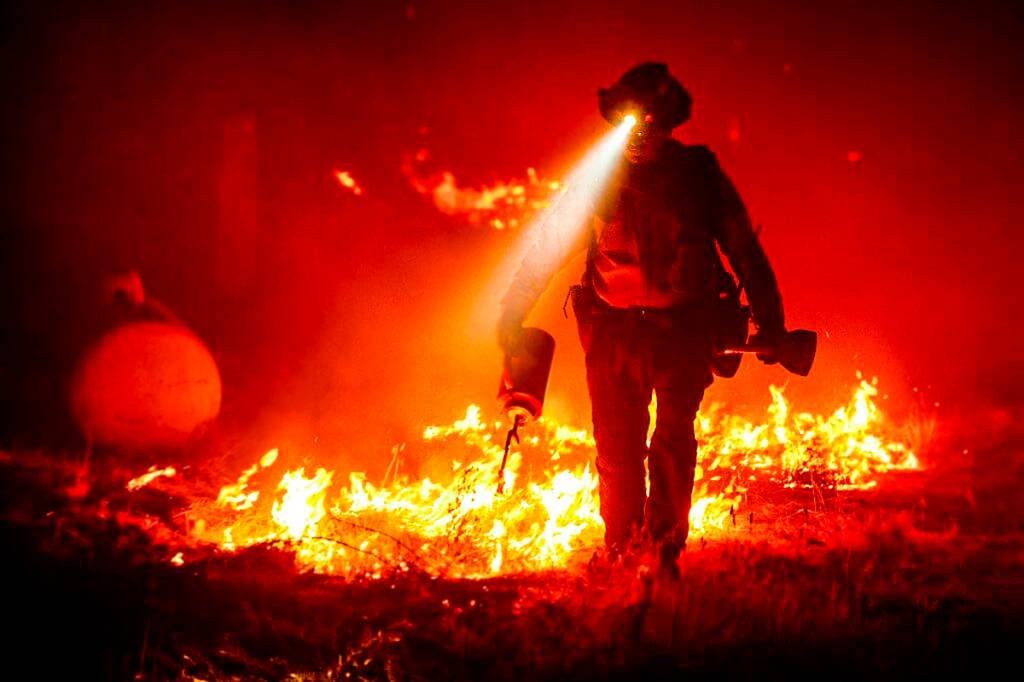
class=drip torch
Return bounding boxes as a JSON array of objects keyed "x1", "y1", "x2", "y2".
[{"x1": 496, "y1": 327, "x2": 556, "y2": 493}]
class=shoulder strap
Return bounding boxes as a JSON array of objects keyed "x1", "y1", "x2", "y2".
[{"x1": 581, "y1": 219, "x2": 599, "y2": 287}]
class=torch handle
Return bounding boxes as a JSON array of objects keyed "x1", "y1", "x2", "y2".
[{"x1": 718, "y1": 329, "x2": 818, "y2": 377}]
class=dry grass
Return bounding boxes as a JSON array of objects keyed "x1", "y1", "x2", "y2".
[{"x1": 1, "y1": 433, "x2": 1021, "y2": 680}]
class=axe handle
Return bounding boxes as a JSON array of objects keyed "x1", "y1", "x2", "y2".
[{"x1": 719, "y1": 343, "x2": 774, "y2": 355}]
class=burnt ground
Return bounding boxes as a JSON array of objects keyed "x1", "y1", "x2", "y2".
[{"x1": 2, "y1": 425, "x2": 1022, "y2": 681}]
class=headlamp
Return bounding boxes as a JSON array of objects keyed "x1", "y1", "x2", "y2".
[{"x1": 597, "y1": 63, "x2": 692, "y2": 129}]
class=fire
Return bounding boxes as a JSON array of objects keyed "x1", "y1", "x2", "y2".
[
  {"x1": 126, "y1": 465, "x2": 176, "y2": 491},
  {"x1": 174, "y1": 376, "x2": 918, "y2": 579},
  {"x1": 333, "y1": 169, "x2": 364, "y2": 196},
  {"x1": 271, "y1": 467, "x2": 333, "y2": 540},
  {"x1": 216, "y1": 447, "x2": 278, "y2": 510},
  {"x1": 402, "y1": 149, "x2": 561, "y2": 229}
]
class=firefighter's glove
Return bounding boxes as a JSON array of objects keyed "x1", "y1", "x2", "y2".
[
  {"x1": 497, "y1": 308, "x2": 525, "y2": 355},
  {"x1": 750, "y1": 327, "x2": 786, "y2": 365}
]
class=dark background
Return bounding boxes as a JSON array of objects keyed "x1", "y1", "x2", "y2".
[{"x1": 1, "y1": 1, "x2": 1019, "y2": 472}]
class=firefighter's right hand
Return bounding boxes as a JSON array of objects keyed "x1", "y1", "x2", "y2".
[
  {"x1": 749, "y1": 327, "x2": 785, "y2": 365},
  {"x1": 497, "y1": 308, "x2": 525, "y2": 354}
]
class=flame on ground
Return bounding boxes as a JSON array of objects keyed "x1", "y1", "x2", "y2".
[
  {"x1": 216, "y1": 448, "x2": 278, "y2": 511},
  {"x1": 170, "y1": 377, "x2": 919, "y2": 579},
  {"x1": 126, "y1": 465, "x2": 176, "y2": 491}
]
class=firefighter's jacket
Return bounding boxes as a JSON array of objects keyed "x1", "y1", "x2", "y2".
[{"x1": 501, "y1": 140, "x2": 784, "y2": 333}]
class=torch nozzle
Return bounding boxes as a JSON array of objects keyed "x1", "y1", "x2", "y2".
[{"x1": 496, "y1": 414, "x2": 525, "y2": 495}]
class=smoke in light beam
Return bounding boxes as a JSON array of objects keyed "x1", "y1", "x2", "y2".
[
  {"x1": 483, "y1": 116, "x2": 636, "y2": 318},
  {"x1": 515, "y1": 115, "x2": 635, "y2": 262}
]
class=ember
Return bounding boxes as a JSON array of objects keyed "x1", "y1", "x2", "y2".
[{"x1": 333, "y1": 169, "x2": 364, "y2": 195}]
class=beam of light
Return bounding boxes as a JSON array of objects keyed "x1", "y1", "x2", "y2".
[
  {"x1": 522, "y1": 116, "x2": 635, "y2": 257},
  {"x1": 476, "y1": 117, "x2": 636, "y2": 330}
]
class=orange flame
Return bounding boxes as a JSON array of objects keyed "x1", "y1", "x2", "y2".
[
  {"x1": 126, "y1": 465, "x2": 176, "y2": 491},
  {"x1": 271, "y1": 467, "x2": 333, "y2": 540},
  {"x1": 216, "y1": 448, "x2": 278, "y2": 511},
  {"x1": 402, "y1": 150, "x2": 561, "y2": 229},
  {"x1": 182, "y1": 377, "x2": 918, "y2": 579}
]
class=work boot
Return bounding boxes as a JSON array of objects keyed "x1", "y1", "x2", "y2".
[
  {"x1": 656, "y1": 539, "x2": 682, "y2": 581},
  {"x1": 587, "y1": 543, "x2": 622, "y2": 573}
]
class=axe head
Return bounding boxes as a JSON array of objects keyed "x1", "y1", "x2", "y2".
[{"x1": 777, "y1": 329, "x2": 817, "y2": 376}]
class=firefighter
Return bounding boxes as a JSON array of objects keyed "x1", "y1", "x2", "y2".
[{"x1": 498, "y1": 63, "x2": 786, "y2": 566}]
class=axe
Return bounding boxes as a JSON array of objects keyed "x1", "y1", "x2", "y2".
[{"x1": 719, "y1": 329, "x2": 818, "y2": 377}]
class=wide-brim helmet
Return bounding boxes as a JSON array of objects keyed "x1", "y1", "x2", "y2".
[{"x1": 598, "y1": 62, "x2": 692, "y2": 129}]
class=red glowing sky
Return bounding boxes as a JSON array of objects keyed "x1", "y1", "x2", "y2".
[{"x1": 1, "y1": 1, "x2": 1018, "y2": 461}]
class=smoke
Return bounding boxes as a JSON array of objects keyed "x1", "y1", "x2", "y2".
[{"x1": 1, "y1": 1, "x2": 1018, "y2": 463}]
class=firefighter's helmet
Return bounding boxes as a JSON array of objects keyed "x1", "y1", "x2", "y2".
[{"x1": 598, "y1": 62, "x2": 692, "y2": 129}]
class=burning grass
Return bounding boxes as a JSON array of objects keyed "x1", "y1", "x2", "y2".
[
  {"x1": 1, "y1": 440, "x2": 1018, "y2": 680},
  {"x1": 4, "y1": 378, "x2": 1018, "y2": 678},
  {"x1": 145, "y1": 377, "x2": 920, "y2": 579},
  {"x1": 402, "y1": 148, "x2": 562, "y2": 230}
]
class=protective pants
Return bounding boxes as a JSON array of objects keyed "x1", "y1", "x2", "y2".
[{"x1": 576, "y1": 298, "x2": 714, "y2": 552}]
